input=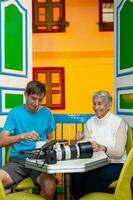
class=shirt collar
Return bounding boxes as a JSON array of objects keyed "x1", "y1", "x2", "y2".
[{"x1": 95, "y1": 111, "x2": 111, "y2": 122}]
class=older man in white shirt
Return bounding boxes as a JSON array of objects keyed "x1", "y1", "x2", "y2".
[{"x1": 71, "y1": 90, "x2": 127, "y2": 200}]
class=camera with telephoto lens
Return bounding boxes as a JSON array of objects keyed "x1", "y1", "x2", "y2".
[{"x1": 40, "y1": 140, "x2": 93, "y2": 164}]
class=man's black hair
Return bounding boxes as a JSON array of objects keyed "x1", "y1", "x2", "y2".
[{"x1": 25, "y1": 80, "x2": 46, "y2": 96}]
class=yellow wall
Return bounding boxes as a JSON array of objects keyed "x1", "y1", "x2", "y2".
[{"x1": 32, "y1": 0, "x2": 114, "y2": 114}]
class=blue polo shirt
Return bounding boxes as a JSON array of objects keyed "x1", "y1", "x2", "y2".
[{"x1": 3, "y1": 105, "x2": 56, "y2": 159}]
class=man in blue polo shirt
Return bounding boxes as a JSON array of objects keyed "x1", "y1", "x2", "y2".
[{"x1": 0, "y1": 80, "x2": 57, "y2": 200}]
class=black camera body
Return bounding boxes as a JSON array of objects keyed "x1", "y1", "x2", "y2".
[
  {"x1": 44, "y1": 149, "x2": 57, "y2": 164},
  {"x1": 41, "y1": 140, "x2": 57, "y2": 164}
]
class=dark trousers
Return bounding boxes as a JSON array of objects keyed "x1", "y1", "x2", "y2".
[{"x1": 71, "y1": 163, "x2": 123, "y2": 200}]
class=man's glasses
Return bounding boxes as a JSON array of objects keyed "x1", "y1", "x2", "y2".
[{"x1": 29, "y1": 95, "x2": 44, "y2": 103}]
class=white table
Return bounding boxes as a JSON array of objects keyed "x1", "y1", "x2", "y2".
[{"x1": 25, "y1": 151, "x2": 109, "y2": 200}]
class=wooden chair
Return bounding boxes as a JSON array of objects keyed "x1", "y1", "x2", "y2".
[
  {"x1": 80, "y1": 147, "x2": 133, "y2": 200},
  {"x1": 54, "y1": 114, "x2": 92, "y2": 193}
]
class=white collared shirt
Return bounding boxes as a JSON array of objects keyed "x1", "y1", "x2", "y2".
[{"x1": 83, "y1": 112, "x2": 127, "y2": 163}]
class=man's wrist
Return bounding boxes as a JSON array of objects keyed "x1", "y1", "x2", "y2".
[{"x1": 19, "y1": 134, "x2": 24, "y2": 140}]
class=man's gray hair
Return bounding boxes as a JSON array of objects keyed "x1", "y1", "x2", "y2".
[{"x1": 92, "y1": 91, "x2": 112, "y2": 104}]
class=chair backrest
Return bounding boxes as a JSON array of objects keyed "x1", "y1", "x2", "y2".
[
  {"x1": 53, "y1": 114, "x2": 93, "y2": 144},
  {"x1": 114, "y1": 147, "x2": 133, "y2": 200},
  {"x1": 126, "y1": 126, "x2": 133, "y2": 154},
  {"x1": 0, "y1": 180, "x2": 6, "y2": 200}
]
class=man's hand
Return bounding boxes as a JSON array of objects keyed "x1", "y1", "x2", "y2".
[
  {"x1": 75, "y1": 131, "x2": 85, "y2": 141},
  {"x1": 20, "y1": 130, "x2": 39, "y2": 141},
  {"x1": 90, "y1": 141, "x2": 107, "y2": 152}
]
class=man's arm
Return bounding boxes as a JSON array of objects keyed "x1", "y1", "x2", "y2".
[
  {"x1": 0, "y1": 130, "x2": 40, "y2": 147},
  {"x1": 106, "y1": 119, "x2": 127, "y2": 158},
  {"x1": 89, "y1": 119, "x2": 127, "y2": 156},
  {"x1": 76, "y1": 123, "x2": 91, "y2": 141}
]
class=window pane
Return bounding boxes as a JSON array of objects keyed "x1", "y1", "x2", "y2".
[
  {"x1": 38, "y1": 26, "x2": 47, "y2": 30},
  {"x1": 102, "y1": 3, "x2": 113, "y2": 22},
  {"x1": 52, "y1": 73, "x2": 60, "y2": 82},
  {"x1": 5, "y1": 94, "x2": 23, "y2": 108},
  {"x1": 52, "y1": 26, "x2": 59, "y2": 30},
  {"x1": 38, "y1": 0, "x2": 46, "y2": 2},
  {"x1": 120, "y1": 94, "x2": 133, "y2": 109},
  {"x1": 39, "y1": 7, "x2": 46, "y2": 22},
  {"x1": 52, "y1": 0, "x2": 61, "y2": 2},
  {"x1": 52, "y1": 94, "x2": 61, "y2": 104},
  {"x1": 53, "y1": 7, "x2": 60, "y2": 22},
  {"x1": 103, "y1": 13, "x2": 113, "y2": 22},
  {"x1": 38, "y1": 73, "x2": 47, "y2": 83}
]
